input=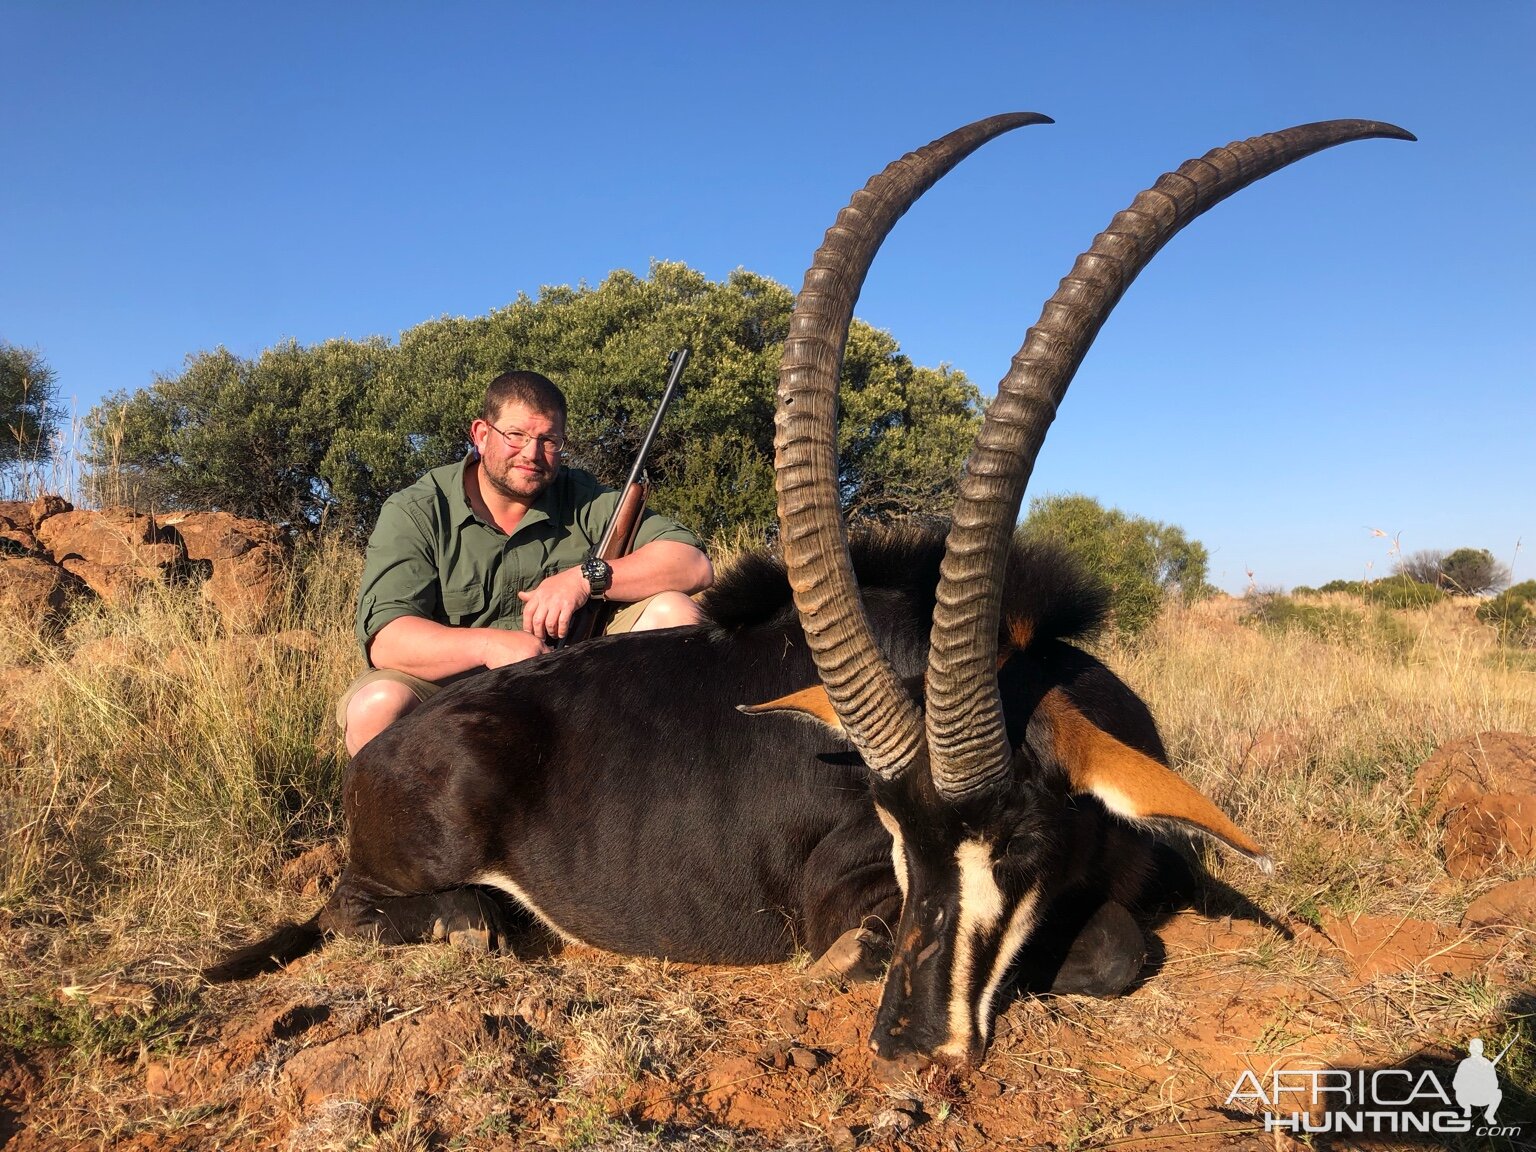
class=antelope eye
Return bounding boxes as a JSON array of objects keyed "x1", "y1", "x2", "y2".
[{"x1": 1002, "y1": 834, "x2": 1034, "y2": 859}]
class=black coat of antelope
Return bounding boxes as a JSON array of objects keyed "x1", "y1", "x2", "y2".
[{"x1": 209, "y1": 114, "x2": 1414, "y2": 1063}]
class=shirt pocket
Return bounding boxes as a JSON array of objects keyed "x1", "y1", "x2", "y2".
[{"x1": 440, "y1": 582, "x2": 489, "y2": 626}]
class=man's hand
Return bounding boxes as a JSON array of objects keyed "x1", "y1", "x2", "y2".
[
  {"x1": 477, "y1": 628, "x2": 549, "y2": 669},
  {"x1": 517, "y1": 566, "x2": 591, "y2": 643}
]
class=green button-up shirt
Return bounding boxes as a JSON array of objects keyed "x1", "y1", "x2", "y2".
[{"x1": 354, "y1": 454, "x2": 701, "y2": 663}]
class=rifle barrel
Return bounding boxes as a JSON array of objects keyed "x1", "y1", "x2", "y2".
[{"x1": 622, "y1": 346, "x2": 690, "y2": 492}]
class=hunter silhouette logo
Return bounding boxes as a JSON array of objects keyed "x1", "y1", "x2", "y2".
[
  {"x1": 1227, "y1": 1037, "x2": 1524, "y2": 1138},
  {"x1": 1453, "y1": 1037, "x2": 1512, "y2": 1124}
]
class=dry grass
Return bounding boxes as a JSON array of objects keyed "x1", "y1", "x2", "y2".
[
  {"x1": 1, "y1": 537, "x2": 362, "y2": 953},
  {"x1": 1105, "y1": 594, "x2": 1534, "y2": 927}
]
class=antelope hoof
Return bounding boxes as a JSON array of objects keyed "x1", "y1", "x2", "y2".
[
  {"x1": 805, "y1": 926, "x2": 891, "y2": 983},
  {"x1": 1048, "y1": 901, "x2": 1146, "y2": 997}
]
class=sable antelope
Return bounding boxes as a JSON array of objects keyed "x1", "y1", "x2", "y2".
[{"x1": 208, "y1": 113, "x2": 1413, "y2": 1063}]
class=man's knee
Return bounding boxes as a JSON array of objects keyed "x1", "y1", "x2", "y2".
[
  {"x1": 631, "y1": 591, "x2": 703, "y2": 631},
  {"x1": 345, "y1": 680, "x2": 421, "y2": 755}
]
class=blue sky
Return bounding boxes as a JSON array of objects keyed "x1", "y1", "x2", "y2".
[{"x1": 5, "y1": 3, "x2": 1532, "y2": 593}]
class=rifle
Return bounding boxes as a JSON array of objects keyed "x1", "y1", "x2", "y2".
[{"x1": 558, "y1": 346, "x2": 690, "y2": 647}]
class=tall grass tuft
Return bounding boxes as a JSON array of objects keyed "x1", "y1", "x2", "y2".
[{"x1": 0, "y1": 536, "x2": 363, "y2": 942}]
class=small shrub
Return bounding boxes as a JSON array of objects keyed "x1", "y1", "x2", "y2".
[
  {"x1": 1244, "y1": 593, "x2": 1411, "y2": 656},
  {"x1": 1317, "y1": 579, "x2": 1369, "y2": 595},
  {"x1": 1478, "y1": 579, "x2": 1536, "y2": 647},
  {"x1": 1365, "y1": 577, "x2": 1444, "y2": 610},
  {"x1": 1246, "y1": 594, "x2": 1368, "y2": 644},
  {"x1": 1299, "y1": 578, "x2": 1443, "y2": 610}
]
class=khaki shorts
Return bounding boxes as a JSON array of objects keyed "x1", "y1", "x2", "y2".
[{"x1": 335, "y1": 595, "x2": 658, "y2": 732}]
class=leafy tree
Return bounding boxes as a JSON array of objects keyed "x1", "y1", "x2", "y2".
[
  {"x1": 0, "y1": 342, "x2": 62, "y2": 479},
  {"x1": 1018, "y1": 493, "x2": 1212, "y2": 638},
  {"x1": 1440, "y1": 547, "x2": 1509, "y2": 596},
  {"x1": 86, "y1": 262, "x2": 983, "y2": 543}
]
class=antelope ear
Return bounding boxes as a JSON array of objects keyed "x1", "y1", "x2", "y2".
[
  {"x1": 1040, "y1": 691, "x2": 1273, "y2": 873},
  {"x1": 738, "y1": 684, "x2": 844, "y2": 732}
]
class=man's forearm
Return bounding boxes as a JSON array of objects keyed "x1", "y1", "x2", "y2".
[
  {"x1": 368, "y1": 616, "x2": 503, "y2": 680},
  {"x1": 606, "y1": 540, "x2": 713, "y2": 603}
]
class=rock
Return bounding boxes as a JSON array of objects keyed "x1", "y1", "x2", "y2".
[
  {"x1": 71, "y1": 637, "x2": 145, "y2": 671},
  {"x1": 270, "y1": 628, "x2": 321, "y2": 653},
  {"x1": 280, "y1": 841, "x2": 345, "y2": 895},
  {"x1": 0, "y1": 515, "x2": 41, "y2": 556},
  {"x1": 0, "y1": 494, "x2": 71, "y2": 531},
  {"x1": 869, "y1": 1107, "x2": 918, "y2": 1134},
  {"x1": 0, "y1": 554, "x2": 85, "y2": 623},
  {"x1": 282, "y1": 1006, "x2": 482, "y2": 1111},
  {"x1": 1442, "y1": 794, "x2": 1536, "y2": 879},
  {"x1": 203, "y1": 541, "x2": 288, "y2": 632},
  {"x1": 788, "y1": 1046, "x2": 823, "y2": 1071},
  {"x1": 58, "y1": 557, "x2": 165, "y2": 606},
  {"x1": 36, "y1": 508, "x2": 166, "y2": 567},
  {"x1": 1412, "y1": 733, "x2": 1536, "y2": 881},
  {"x1": 1317, "y1": 911, "x2": 1491, "y2": 980},
  {"x1": 1461, "y1": 877, "x2": 1536, "y2": 929},
  {"x1": 158, "y1": 510, "x2": 284, "y2": 561}
]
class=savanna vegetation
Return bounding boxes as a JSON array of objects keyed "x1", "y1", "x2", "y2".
[
  {"x1": 1, "y1": 533, "x2": 1531, "y2": 1148},
  {"x1": 3, "y1": 270, "x2": 1532, "y2": 1146}
]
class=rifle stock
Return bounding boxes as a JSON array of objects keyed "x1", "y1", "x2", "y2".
[{"x1": 563, "y1": 479, "x2": 650, "y2": 643}]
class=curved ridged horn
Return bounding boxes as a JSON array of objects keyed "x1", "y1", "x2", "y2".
[
  {"x1": 925, "y1": 118, "x2": 1416, "y2": 801},
  {"x1": 775, "y1": 112, "x2": 1053, "y2": 778}
]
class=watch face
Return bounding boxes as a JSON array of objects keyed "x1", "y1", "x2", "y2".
[{"x1": 583, "y1": 556, "x2": 612, "y2": 591}]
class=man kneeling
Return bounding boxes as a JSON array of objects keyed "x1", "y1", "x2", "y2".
[{"x1": 339, "y1": 370, "x2": 713, "y2": 755}]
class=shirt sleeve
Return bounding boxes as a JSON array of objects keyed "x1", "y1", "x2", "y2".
[
  {"x1": 631, "y1": 506, "x2": 702, "y2": 551},
  {"x1": 354, "y1": 496, "x2": 441, "y2": 662}
]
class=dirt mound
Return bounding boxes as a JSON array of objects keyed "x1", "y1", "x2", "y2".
[{"x1": 1414, "y1": 731, "x2": 1536, "y2": 879}]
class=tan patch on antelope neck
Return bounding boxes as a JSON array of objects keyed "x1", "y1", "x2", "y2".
[
  {"x1": 737, "y1": 684, "x2": 843, "y2": 730},
  {"x1": 1041, "y1": 689, "x2": 1271, "y2": 868}
]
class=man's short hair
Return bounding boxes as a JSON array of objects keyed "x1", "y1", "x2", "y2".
[{"x1": 482, "y1": 371, "x2": 568, "y2": 426}]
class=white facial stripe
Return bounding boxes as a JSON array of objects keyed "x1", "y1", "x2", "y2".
[
  {"x1": 874, "y1": 805, "x2": 909, "y2": 899},
  {"x1": 976, "y1": 887, "x2": 1040, "y2": 1044},
  {"x1": 943, "y1": 838, "x2": 1007, "y2": 1057},
  {"x1": 472, "y1": 869, "x2": 583, "y2": 945}
]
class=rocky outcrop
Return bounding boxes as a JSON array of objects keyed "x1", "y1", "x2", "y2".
[{"x1": 0, "y1": 495, "x2": 292, "y2": 629}]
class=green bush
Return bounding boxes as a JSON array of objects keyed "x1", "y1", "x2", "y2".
[
  {"x1": 1478, "y1": 579, "x2": 1536, "y2": 647},
  {"x1": 1317, "y1": 579, "x2": 1369, "y2": 595},
  {"x1": 1245, "y1": 594, "x2": 1411, "y2": 655},
  {"x1": 1365, "y1": 577, "x2": 1445, "y2": 610},
  {"x1": 1019, "y1": 494, "x2": 1212, "y2": 639},
  {"x1": 1296, "y1": 577, "x2": 1442, "y2": 610}
]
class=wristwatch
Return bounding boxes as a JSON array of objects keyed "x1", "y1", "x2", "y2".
[{"x1": 580, "y1": 552, "x2": 613, "y2": 599}]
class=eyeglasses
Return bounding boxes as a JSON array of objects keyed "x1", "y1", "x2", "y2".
[{"x1": 487, "y1": 423, "x2": 566, "y2": 455}]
